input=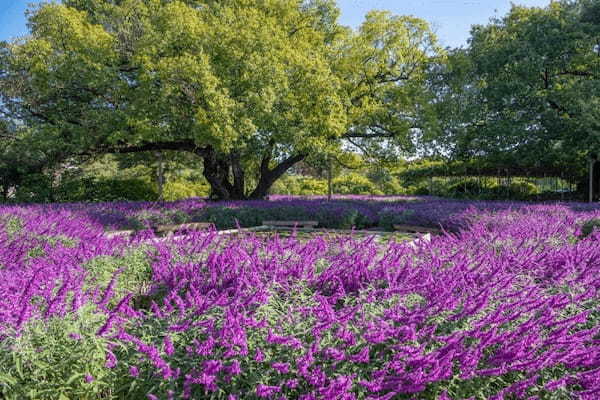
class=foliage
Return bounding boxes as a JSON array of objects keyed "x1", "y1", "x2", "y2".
[
  {"x1": 193, "y1": 202, "x2": 373, "y2": 230},
  {"x1": 271, "y1": 173, "x2": 391, "y2": 197},
  {"x1": 366, "y1": 167, "x2": 403, "y2": 195},
  {"x1": 377, "y1": 207, "x2": 415, "y2": 230},
  {"x1": 333, "y1": 173, "x2": 383, "y2": 195},
  {"x1": 0, "y1": 199, "x2": 599, "y2": 398},
  {"x1": 0, "y1": 0, "x2": 440, "y2": 200},
  {"x1": 0, "y1": 305, "x2": 113, "y2": 400},
  {"x1": 11, "y1": 173, "x2": 55, "y2": 203},
  {"x1": 443, "y1": 180, "x2": 539, "y2": 201},
  {"x1": 162, "y1": 179, "x2": 209, "y2": 201},
  {"x1": 580, "y1": 218, "x2": 600, "y2": 238},
  {"x1": 423, "y1": 0, "x2": 600, "y2": 189},
  {"x1": 56, "y1": 177, "x2": 158, "y2": 203},
  {"x1": 270, "y1": 175, "x2": 328, "y2": 196}
]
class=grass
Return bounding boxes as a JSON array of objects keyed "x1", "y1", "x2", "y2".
[{"x1": 221, "y1": 228, "x2": 417, "y2": 245}]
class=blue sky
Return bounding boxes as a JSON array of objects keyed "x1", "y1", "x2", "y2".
[
  {"x1": 1, "y1": 0, "x2": 551, "y2": 48},
  {"x1": 336, "y1": 0, "x2": 552, "y2": 47}
]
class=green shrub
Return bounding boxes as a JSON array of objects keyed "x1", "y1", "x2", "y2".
[
  {"x1": 162, "y1": 179, "x2": 209, "y2": 201},
  {"x1": 271, "y1": 173, "x2": 404, "y2": 196},
  {"x1": 445, "y1": 180, "x2": 488, "y2": 197},
  {"x1": 299, "y1": 177, "x2": 327, "y2": 195},
  {"x1": 366, "y1": 169, "x2": 403, "y2": 195},
  {"x1": 189, "y1": 205, "x2": 373, "y2": 230},
  {"x1": 509, "y1": 181, "x2": 539, "y2": 198},
  {"x1": 442, "y1": 179, "x2": 540, "y2": 200},
  {"x1": 333, "y1": 173, "x2": 382, "y2": 195},
  {"x1": 581, "y1": 219, "x2": 600, "y2": 238},
  {"x1": 338, "y1": 209, "x2": 370, "y2": 229},
  {"x1": 56, "y1": 177, "x2": 157, "y2": 202},
  {"x1": 379, "y1": 177, "x2": 403, "y2": 195},
  {"x1": 483, "y1": 181, "x2": 539, "y2": 200},
  {"x1": 197, "y1": 206, "x2": 266, "y2": 229},
  {"x1": 412, "y1": 183, "x2": 432, "y2": 196},
  {"x1": 167, "y1": 209, "x2": 190, "y2": 224},
  {"x1": 271, "y1": 175, "x2": 328, "y2": 195},
  {"x1": 13, "y1": 174, "x2": 55, "y2": 203},
  {"x1": 377, "y1": 208, "x2": 415, "y2": 231},
  {"x1": 83, "y1": 246, "x2": 154, "y2": 305},
  {"x1": 0, "y1": 305, "x2": 114, "y2": 400}
]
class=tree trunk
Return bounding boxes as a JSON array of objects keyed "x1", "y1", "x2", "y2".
[
  {"x1": 155, "y1": 151, "x2": 165, "y2": 201},
  {"x1": 201, "y1": 148, "x2": 234, "y2": 200},
  {"x1": 249, "y1": 153, "x2": 306, "y2": 200},
  {"x1": 327, "y1": 156, "x2": 333, "y2": 201},
  {"x1": 199, "y1": 147, "x2": 254, "y2": 201},
  {"x1": 594, "y1": 161, "x2": 600, "y2": 201},
  {"x1": 85, "y1": 139, "x2": 305, "y2": 201},
  {"x1": 577, "y1": 161, "x2": 600, "y2": 201},
  {"x1": 230, "y1": 152, "x2": 246, "y2": 199}
]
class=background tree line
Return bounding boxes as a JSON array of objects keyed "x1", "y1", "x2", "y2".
[{"x1": 0, "y1": 0, "x2": 599, "y2": 202}]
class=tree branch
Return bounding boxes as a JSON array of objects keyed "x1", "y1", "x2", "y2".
[
  {"x1": 343, "y1": 131, "x2": 394, "y2": 139},
  {"x1": 547, "y1": 99, "x2": 573, "y2": 117},
  {"x1": 345, "y1": 137, "x2": 375, "y2": 158},
  {"x1": 83, "y1": 139, "x2": 204, "y2": 157},
  {"x1": 269, "y1": 153, "x2": 307, "y2": 177}
]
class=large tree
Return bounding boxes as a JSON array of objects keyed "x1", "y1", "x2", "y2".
[
  {"x1": 0, "y1": 0, "x2": 438, "y2": 200},
  {"x1": 424, "y1": 0, "x2": 600, "y2": 192}
]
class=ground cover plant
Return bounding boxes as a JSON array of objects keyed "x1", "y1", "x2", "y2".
[
  {"x1": 17, "y1": 195, "x2": 578, "y2": 232},
  {"x1": 0, "y1": 197, "x2": 598, "y2": 399}
]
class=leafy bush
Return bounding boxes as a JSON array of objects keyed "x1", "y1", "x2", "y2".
[
  {"x1": 377, "y1": 207, "x2": 415, "y2": 231},
  {"x1": 271, "y1": 175, "x2": 328, "y2": 195},
  {"x1": 411, "y1": 182, "x2": 433, "y2": 196},
  {"x1": 487, "y1": 182, "x2": 539, "y2": 200},
  {"x1": 12, "y1": 174, "x2": 55, "y2": 203},
  {"x1": 57, "y1": 177, "x2": 158, "y2": 202},
  {"x1": 272, "y1": 173, "x2": 396, "y2": 196},
  {"x1": 366, "y1": 168, "x2": 403, "y2": 195},
  {"x1": 187, "y1": 204, "x2": 373, "y2": 230},
  {"x1": 442, "y1": 180, "x2": 540, "y2": 200},
  {"x1": 83, "y1": 246, "x2": 154, "y2": 306},
  {"x1": 378, "y1": 177, "x2": 403, "y2": 195},
  {"x1": 508, "y1": 181, "x2": 539, "y2": 198},
  {"x1": 580, "y1": 218, "x2": 600, "y2": 238},
  {"x1": 337, "y1": 208, "x2": 371, "y2": 229},
  {"x1": 445, "y1": 180, "x2": 488, "y2": 197},
  {"x1": 333, "y1": 173, "x2": 383, "y2": 195},
  {"x1": 196, "y1": 206, "x2": 266, "y2": 228},
  {"x1": 162, "y1": 179, "x2": 209, "y2": 201},
  {"x1": 0, "y1": 305, "x2": 114, "y2": 400}
]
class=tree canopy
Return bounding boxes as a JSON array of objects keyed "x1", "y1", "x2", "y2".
[
  {"x1": 0, "y1": 0, "x2": 439, "y2": 200},
  {"x1": 425, "y1": 0, "x2": 600, "y2": 184},
  {"x1": 4, "y1": 0, "x2": 597, "y2": 202}
]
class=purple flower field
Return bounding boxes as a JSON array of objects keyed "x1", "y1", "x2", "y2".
[
  {"x1": 0, "y1": 197, "x2": 599, "y2": 399},
  {"x1": 16, "y1": 194, "x2": 600, "y2": 231}
]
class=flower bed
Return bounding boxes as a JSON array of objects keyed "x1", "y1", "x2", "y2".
[
  {"x1": 13, "y1": 195, "x2": 600, "y2": 232},
  {"x1": 0, "y1": 199, "x2": 598, "y2": 399}
]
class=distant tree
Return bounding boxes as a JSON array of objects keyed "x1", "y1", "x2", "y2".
[
  {"x1": 0, "y1": 0, "x2": 439, "y2": 200},
  {"x1": 424, "y1": 0, "x2": 600, "y2": 194}
]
